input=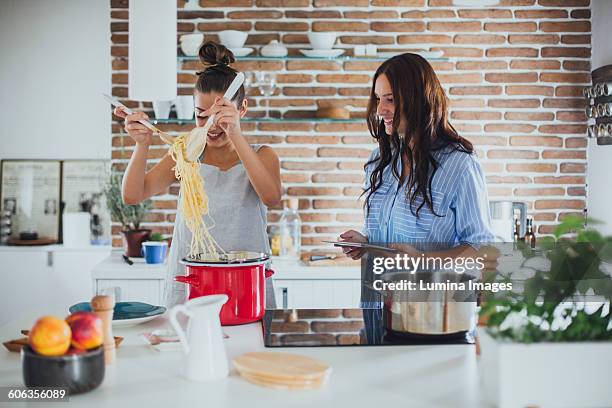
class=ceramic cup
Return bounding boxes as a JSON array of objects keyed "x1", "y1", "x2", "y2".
[
  {"x1": 174, "y1": 95, "x2": 195, "y2": 120},
  {"x1": 307, "y1": 32, "x2": 336, "y2": 50},
  {"x1": 152, "y1": 101, "x2": 172, "y2": 119},
  {"x1": 218, "y1": 30, "x2": 248, "y2": 48},
  {"x1": 141, "y1": 241, "x2": 168, "y2": 264},
  {"x1": 180, "y1": 33, "x2": 203, "y2": 56}
]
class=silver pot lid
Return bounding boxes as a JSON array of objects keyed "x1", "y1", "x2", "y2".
[{"x1": 181, "y1": 251, "x2": 270, "y2": 265}]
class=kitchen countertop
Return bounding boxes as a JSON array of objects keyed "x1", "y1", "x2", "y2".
[
  {"x1": 0, "y1": 308, "x2": 488, "y2": 408},
  {"x1": 92, "y1": 252, "x2": 361, "y2": 280},
  {"x1": 0, "y1": 244, "x2": 112, "y2": 253}
]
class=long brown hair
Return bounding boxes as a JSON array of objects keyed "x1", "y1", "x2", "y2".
[
  {"x1": 195, "y1": 41, "x2": 245, "y2": 104},
  {"x1": 364, "y1": 53, "x2": 473, "y2": 218}
]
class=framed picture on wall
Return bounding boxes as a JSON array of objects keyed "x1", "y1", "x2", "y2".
[
  {"x1": 0, "y1": 160, "x2": 61, "y2": 244},
  {"x1": 61, "y1": 160, "x2": 111, "y2": 246}
]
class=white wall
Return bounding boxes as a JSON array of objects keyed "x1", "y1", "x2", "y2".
[
  {"x1": 0, "y1": 0, "x2": 110, "y2": 160},
  {"x1": 588, "y1": 0, "x2": 612, "y2": 235}
]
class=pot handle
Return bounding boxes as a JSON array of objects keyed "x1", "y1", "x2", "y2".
[
  {"x1": 174, "y1": 274, "x2": 200, "y2": 289},
  {"x1": 265, "y1": 268, "x2": 275, "y2": 279},
  {"x1": 169, "y1": 304, "x2": 192, "y2": 356}
]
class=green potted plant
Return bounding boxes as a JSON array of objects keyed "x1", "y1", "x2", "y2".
[
  {"x1": 102, "y1": 173, "x2": 152, "y2": 257},
  {"x1": 479, "y1": 215, "x2": 612, "y2": 408},
  {"x1": 148, "y1": 232, "x2": 164, "y2": 242}
]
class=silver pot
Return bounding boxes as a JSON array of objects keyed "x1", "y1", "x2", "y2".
[{"x1": 378, "y1": 271, "x2": 478, "y2": 335}]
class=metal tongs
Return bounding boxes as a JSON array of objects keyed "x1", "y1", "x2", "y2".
[
  {"x1": 102, "y1": 93, "x2": 176, "y2": 146},
  {"x1": 103, "y1": 71, "x2": 245, "y2": 163}
]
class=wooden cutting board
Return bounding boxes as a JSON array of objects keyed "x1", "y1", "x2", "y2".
[
  {"x1": 233, "y1": 352, "x2": 331, "y2": 382},
  {"x1": 239, "y1": 371, "x2": 326, "y2": 390}
]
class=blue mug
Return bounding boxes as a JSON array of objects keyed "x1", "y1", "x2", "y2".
[{"x1": 141, "y1": 241, "x2": 168, "y2": 264}]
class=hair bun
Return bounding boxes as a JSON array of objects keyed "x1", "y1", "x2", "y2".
[{"x1": 198, "y1": 41, "x2": 235, "y2": 67}]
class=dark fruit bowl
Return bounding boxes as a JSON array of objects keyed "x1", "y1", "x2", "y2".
[{"x1": 21, "y1": 345, "x2": 105, "y2": 395}]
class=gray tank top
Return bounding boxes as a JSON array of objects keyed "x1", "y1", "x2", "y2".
[{"x1": 165, "y1": 145, "x2": 272, "y2": 307}]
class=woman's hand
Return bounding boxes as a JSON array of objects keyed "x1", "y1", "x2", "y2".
[
  {"x1": 339, "y1": 230, "x2": 368, "y2": 260},
  {"x1": 113, "y1": 106, "x2": 153, "y2": 146},
  {"x1": 203, "y1": 96, "x2": 243, "y2": 141}
]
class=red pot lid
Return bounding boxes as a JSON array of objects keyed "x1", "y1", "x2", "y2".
[{"x1": 181, "y1": 251, "x2": 270, "y2": 266}]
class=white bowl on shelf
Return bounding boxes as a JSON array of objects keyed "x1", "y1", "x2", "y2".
[
  {"x1": 299, "y1": 49, "x2": 344, "y2": 58},
  {"x1": 180, "y1": 40, "x2": 201, "y2": 56},
  {"x1": 180, "y1": 33, "x2": 203, "y2": 43},
  {"x1": 229, "y1": 47, "x2": 254, "y2": 57},
  {"x1": 307, "y1": 33, "x2": 336, "y2": 50},
  {"x1": 219, "y1": 30, "x2": 248, "y2": 48}
]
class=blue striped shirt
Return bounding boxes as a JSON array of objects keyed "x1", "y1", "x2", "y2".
[{"x1": 363, "y1": 145, "x2": 494, "y2": 250}]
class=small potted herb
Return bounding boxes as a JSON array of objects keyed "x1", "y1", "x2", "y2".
[
  {"x1": 102, "y1": 173, "x2": 152, "y2": 257},
  {"x1": 479, "y1": 215, "x2": 612, "y2": 408},
  {"x1": 148, "y1": 232, "x2": 164, "y2": 242}
]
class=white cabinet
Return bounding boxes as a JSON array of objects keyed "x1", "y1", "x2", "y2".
[
  {"x1": 270, "y1": 257, "x2": 362, "y2": 309},
  {"x1": 0, "y1": 246, "x2": 111, "y2": 326},
  {"x1": 91, "y1": 252, "x2": 166, "y2": 306},
  {"x1": 273, "y1": 279, "x2": 362, "y2": 309}
]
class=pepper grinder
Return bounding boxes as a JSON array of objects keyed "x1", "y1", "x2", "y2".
[{"x1": 91, "y1": 295, "x2": 115, "y2": 364}]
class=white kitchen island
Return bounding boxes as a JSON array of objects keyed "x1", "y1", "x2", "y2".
[{"x1": 0, "y1": 308, "x2": 488, "y2": 408}]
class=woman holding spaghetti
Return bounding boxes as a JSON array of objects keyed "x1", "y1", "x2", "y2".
[
  {"x1": 339, "y1": 54, "x2": 494, "y2": 312},
  {"x1": 114, "y1": 42, "x2": 281, "y2": 307}
]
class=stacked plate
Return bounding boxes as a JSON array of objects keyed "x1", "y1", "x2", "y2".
[
  {"x1": 69, "y1": 302, "x2": 166, "y2": 327},
  {"x1": 233, "y1": 352, "x2": 331, "y2": 390}
]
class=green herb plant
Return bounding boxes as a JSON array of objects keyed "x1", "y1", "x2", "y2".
[
  {"x1": 149, "y1": 232, "x2": 164, "y2": 241},
  {"x1": 480, "y1": 215, "x2": 612, "y2": 343},
  {"x1": 102, "y1": 173, "x2": 151, "y2": 231}
]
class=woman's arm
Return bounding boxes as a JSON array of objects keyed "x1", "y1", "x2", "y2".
[
  {"x1": 114, "y1": 107, "x2": 177, "y2": 204},
  {"x1": 231, "y1": 139, "x2": 282, "y2": 208},
  {"x1": 123, "y1": 152, "x2": 177, "y2": 204}
]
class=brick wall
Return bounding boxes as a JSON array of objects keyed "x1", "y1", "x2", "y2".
[
  {"x1": 110, "y1": 0, "x2": 591, "y2": 250},
  {"x1": 268, "y1": 309, "x2": 364, "y2": 346}
]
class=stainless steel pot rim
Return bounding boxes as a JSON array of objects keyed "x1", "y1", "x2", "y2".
[{"x1": 181, "y1": 250, "x2": 270, "y2": 266}]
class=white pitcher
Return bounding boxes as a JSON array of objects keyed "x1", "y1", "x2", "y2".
[{"x1": 169, "y1": 294, "x2": 229, "y2": 382}]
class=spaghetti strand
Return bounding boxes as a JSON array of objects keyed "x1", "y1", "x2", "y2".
[{"x1": 169, "y1": 134, "x2": 225, "y2": 259}]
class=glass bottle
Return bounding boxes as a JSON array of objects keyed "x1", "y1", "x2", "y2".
[
  {"x1": 513, "y1": 216, "x2": 522, "y2": 243},
  {"x1": 279, "y1": 198, "x2": 301, "y2": 259},
  {"x1": 525, "y1": 217, "x2": 536, "y2": 249}
]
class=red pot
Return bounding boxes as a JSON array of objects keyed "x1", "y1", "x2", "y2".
[{"x1": 175, "y1": 252, "x2": 273, "y2": 326}]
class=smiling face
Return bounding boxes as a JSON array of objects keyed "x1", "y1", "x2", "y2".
[
  {"x1": 374, "y1": 73, "x2": 406, "y2": 136},
  {"x1": 194, "y1": 91, "x2": 247, "y2": 147}
]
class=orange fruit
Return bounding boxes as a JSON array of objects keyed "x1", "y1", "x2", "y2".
[{"x1": 28, "y1": 316, "x2": 72, "y2": 356}]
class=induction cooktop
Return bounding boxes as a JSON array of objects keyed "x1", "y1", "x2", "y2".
[{"x1": 262, "y1": 308, "x2": 475, "y2": 347}]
